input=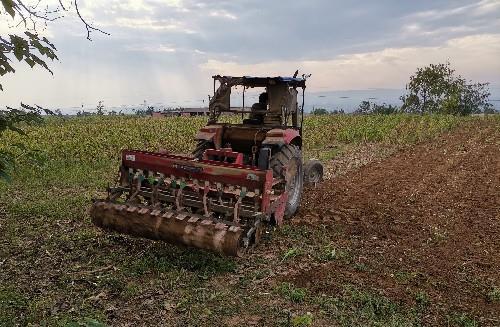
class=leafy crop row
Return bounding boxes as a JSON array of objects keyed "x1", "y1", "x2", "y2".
[{"x1": 0, "y1": 114, "x2": 470, "y2": 188}]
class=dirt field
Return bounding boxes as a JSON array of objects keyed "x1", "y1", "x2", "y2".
[
  {"x1": 1, "y1": 117, "x2": 499, "y2": 326},
  {"x1": 288, "y1": 119, "x2": 500, "y2": 325}
]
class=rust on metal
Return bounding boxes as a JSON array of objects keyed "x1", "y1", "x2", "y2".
[{"x1": 91, "y1": 201, "x2": 244, "y2": 257}]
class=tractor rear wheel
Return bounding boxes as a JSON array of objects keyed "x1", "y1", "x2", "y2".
[{"x1": 270, "y1": 144, "x2": 304, "y2": 219}]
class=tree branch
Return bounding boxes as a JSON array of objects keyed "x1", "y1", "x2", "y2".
[
  {"x1": 16, "y1": 0, "x2": 62, "y2": 22},
  {"x1": 58, "y1": 0, "x2": 66, "y2": 11},
  {"x1": 74, "y1": 0, "x2": 110, "y2": 41}
]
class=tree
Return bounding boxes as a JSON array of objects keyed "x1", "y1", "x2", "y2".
[
  {"x1": 134, "y1": 100, "x2": 155, "y2": 116},
  {"x1": 96, "y1": 100, "x2": 105, "y2": 115},
  {"x1": 354, "y1": 101, "x2": 371, "y2": 115},
  {"x1": 1, "y1": 1, "x2": 107, "y2": 180},
  {"x1": 354, "y1": 101, "x2": 399, "y2": 115},
  {"x1": 311, "y1": 107, "x2": 329, "y2": 115},
  {"x1": 401, "y1": 62, "x2": 492, "y2": 115},
  {"x1": 330, "y1": 109, "x2": 345, "y2": 115}
]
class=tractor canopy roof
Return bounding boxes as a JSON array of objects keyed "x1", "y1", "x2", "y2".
[{"x1": 212, "y1": 75, "x2": 307, "y2": 88}]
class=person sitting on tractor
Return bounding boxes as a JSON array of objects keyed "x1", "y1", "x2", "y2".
[{"x1": 249, "y1": 92, "x2": 268, "y2": 123}]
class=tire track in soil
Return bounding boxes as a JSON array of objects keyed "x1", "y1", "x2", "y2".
[{"x1": 291, "y1": 120, "x2": 500, "y2": 325}]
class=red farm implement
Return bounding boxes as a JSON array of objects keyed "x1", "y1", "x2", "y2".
[{"x1": 91, "y1": 74, "x2": 323, "y2": 256}]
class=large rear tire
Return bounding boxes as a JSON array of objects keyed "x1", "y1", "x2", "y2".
[{"x1": 270, "y1": 144, "x2": 304, "y2": 219}]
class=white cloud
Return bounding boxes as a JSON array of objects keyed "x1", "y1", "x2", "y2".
[
  {"x1": 200, "y1": 34, "x2": 500, "y2": 91},
  {"x1": 473, "y1": 0, "x2": 500, "y2": 15},
  {"x1": 116, "y1": 0, "x2": 154, "y2": 12},
  {"x1": 208, "y1": 9, "x2": 238, "y2": 20},
  {"x1": 112, "y1": 17, "x2": 196, "y2": 33},
  {"x1": 410, "y1": 0, "x2": 500, "y2": 20},
  {"x1": 125, "y1": 44, "x2": 177, "y2": 52},
  {"x1": 401, "y1": 23, "x2": 477, "y2": 38},
  {"x1": 75, "y1": 0, "x2": 189, "y2": 21}
]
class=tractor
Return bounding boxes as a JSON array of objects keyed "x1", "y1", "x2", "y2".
[{"x1": 91, "y1": 75, "x2": 323, "y2": 256}]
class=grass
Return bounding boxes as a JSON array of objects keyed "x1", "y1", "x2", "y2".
[
  {"x1": 276, "y1": 282, "x2": 307, "y2": 303},
  {"x1": 316, "y1": 245, "x2": 351, "y2": 263},
  {"x1": 0, "y1": 286, "x2": 107, "y2": 327},
  {"x1": 0, "y1": 287, "x2": 28, "y2": 326},
  {"x1": 281, "y1": 247, "x2": 301, "y2": 262},
  {"x1": 125, "y1": 248, "x2": 237, "y2": 278},
  {"x1": 0, "y1": 114, "x2": 493, "y2": 326},
  {"x1": 291, "y1": 312, "x2": 313, "y2": 327},
  {"x1": 415, "y1": 290, "x2": 430, "y2": 308},
  {"x1": 394, "y1": 271, "x2": 419, "y2": 284},
  {"x1": 315, "y1": 284, "x2": 417, "y2": 326},
  {"x1": 487, "y1": 286, "x2": 500, "y2": 302},
  {"x1": 447, "y1": 313, "x2": 479, "y2": 327}
]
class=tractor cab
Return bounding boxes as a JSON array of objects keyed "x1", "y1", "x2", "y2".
[
  {"x1": 194, "y1": 75, "x2": 308, "y2": 164},
  {"x1": 208, "y1": 75, "x2": 306, "y2": 128}
]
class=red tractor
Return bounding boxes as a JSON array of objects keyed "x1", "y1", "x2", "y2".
[{"x1": 91, "y1": 75, "x2": 323, "y2": 256}]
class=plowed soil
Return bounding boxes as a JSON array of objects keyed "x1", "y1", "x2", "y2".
[{"x1": 289, "y1": 120, "x2": 500, "y2": 325}]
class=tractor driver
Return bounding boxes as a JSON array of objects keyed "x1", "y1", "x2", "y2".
[{"x1": 249, "y1": 92, "x2": 268, "y2": 123}]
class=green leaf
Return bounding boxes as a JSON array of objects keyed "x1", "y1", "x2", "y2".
[
  {"x1": 25, "y1": 58, "x2": 36, "y2": 68},
  {"x1": 0, "y1": 53, "x2": 16, "y2": 76},
  {"x1": 0, "y1": 151, "x2": 14, "y2": 168},
  {"x1": 1, "y1": 0, "x2": 16, "y2": 18},
  {"x1": 42, "y1": 37, "x2": 57, "y2": 50},
  {"x1": 10, "y1": 34, "x2": 29, "y2": 62}
]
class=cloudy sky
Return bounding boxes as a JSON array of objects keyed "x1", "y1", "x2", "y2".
[{"x1": 2, "y1": 0, "x2": 500, "y2": 110}]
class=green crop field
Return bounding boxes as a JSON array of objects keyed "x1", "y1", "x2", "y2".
[{"x1": 0, "y1": 114, "x2": 491, "y2": 326}]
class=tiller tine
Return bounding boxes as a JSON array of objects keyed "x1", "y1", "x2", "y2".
[{"x1": 91, "y1": 201, "x2": 244, "y2": 256}]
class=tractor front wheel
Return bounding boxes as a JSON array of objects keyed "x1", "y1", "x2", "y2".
[{"x1": 270, "y1": 144, "x2": 304, "y2": 219}]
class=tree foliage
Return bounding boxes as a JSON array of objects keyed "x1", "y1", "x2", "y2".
[
  {"x1": 401, "y1": 62, "x2": 492, "y2": 115},
  {"x1": 311, "y1": 108, "x2": 329, "y2": 115},
  {"x1": 355, "y1": 101, "x2": 399, "y2": 115},
  {"x1": 330, "y1": 109, "x2": 345, "y2": 115},
  {"x1": 1, "y1": 0, "x2": 107, "y2": 180},
  {"x1": 0, "y1": 31, "x2": 58, "y2": 91},
  {"x1": 0, "y1": 104, "x2": 52, "y2": 181},
  {"x1": 96, "y1": 100, "x2": 105, "y2": 115},
  {"x1": 134, "y1": 107, "x2": 155, "y2": 116}
]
